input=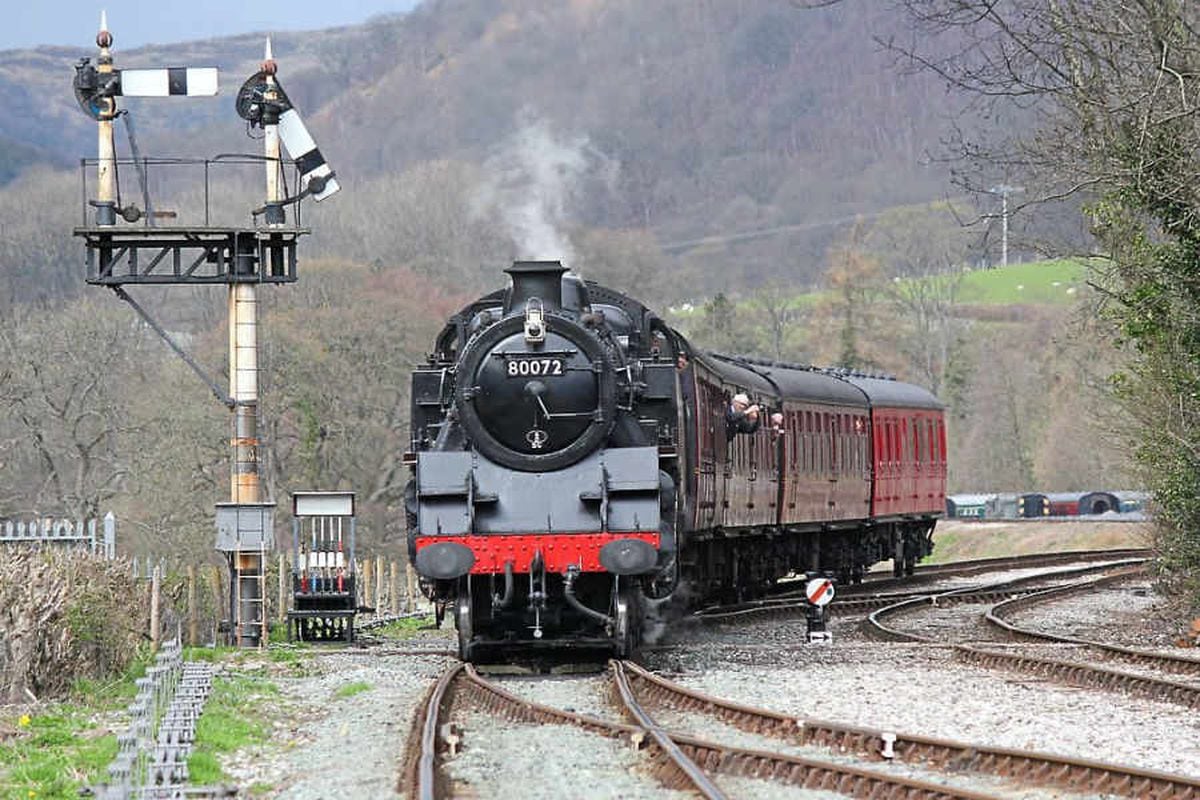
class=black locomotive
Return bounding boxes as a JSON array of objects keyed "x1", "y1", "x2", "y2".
[{"x1": 407, "y1": 261, "x2": 946, "y2": 660}]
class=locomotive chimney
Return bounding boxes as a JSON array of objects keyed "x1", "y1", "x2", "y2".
[{"x1": 504, "y1": 260, "x2": 567, "y2": 313}]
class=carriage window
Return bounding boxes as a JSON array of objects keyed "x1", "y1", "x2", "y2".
[
  {"x1": 830, "y1": 414, "x2": 838, "y2": 473},
  {"x1": 825, "y1": 413, "x2": 833, "y2": 474},
  {"x1": 787, "y1": 412, "x2": 796, "y2": 470},
  {"x1": 847, "y1": 423, "x2": 853, "y2": 475}
]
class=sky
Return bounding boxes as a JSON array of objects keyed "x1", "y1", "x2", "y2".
[{"x1": 3, "y1": 0, "x2": 424, "y2": 51}]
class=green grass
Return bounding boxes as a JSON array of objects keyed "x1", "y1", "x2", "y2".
[
  {"x1": 374, "y1": 615, "x2": 435, "y2": 639},
  {"x1": 268, "y1": 622, "x2": 290, "y2": 645},
  {"x1": 1, "y1": 651, "x2": 282, "y2": 797},
  {"x1": 0, "y1": 648, "x2": 163, "y2": 799},
  {"x1": 669, "y1": 258, "x2": 1095, "y2": 322},
  {"x1": 187, "y1": 675, "x2": 279, "y2": 785},
  {"x1": 0, "y1": 710, "x2": 118, "y2": 800},
  {"x1": 267, "y1": 644, "x2": 309, "y2": 664},
  {"x1": 955, "y1": 259, "x2": 1089, "y2": 304},
  {"x1": 333, "y1": 681, "x2": 372, "y2": 700}
]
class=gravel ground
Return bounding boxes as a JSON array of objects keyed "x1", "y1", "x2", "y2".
[
  {"x1": 1009, "y1": 578, "x2": 1196, "y2": 651},
  {"x1": 442, "y1": 714, "x2": 694, "y2": 800},
  {"x1": 645, "y1": 591, "x2": 1200, "y2": 778},
  {"x1": 221, "y1": 643, "x2": 455, "y2": 799},
  {"x1": 209, "y1": 567, "x2": 1200, "y2": 797},
  {"x1": 648, "y1": 640, "x2": 1200, "y2": 776}
]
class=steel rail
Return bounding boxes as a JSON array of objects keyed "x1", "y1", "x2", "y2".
[
  {"x1": 696, "y1": 549, "x2": 1151, "y2": 618},
  {"x1": 866, "y1": 563, "x2": 1200, "y2": 710},
  {"x1": 608, "y1": 660, "x2": 729, "y2": 799},
  {"x1": 401, "y1": 663, "x2": 463, "y2": 800},
  {"x1": 701, "y1": 558, "x2": 1148, "y2": 628},
  {"x1": 985, "y1": 571, "x2": 1200, "y2": 677},
  {"x1": 836, "y1": 548, "x2": 1151, "y2": 595},
  {"x1": 619, "y1": 660, "x2": 1200, "y2": 799},
  {"x1": 865, "y1": 561, "x2": 1148, "y2": 641},
  {"x1": 451, "y1": 663, "x2": 1008, "y2": 799}
]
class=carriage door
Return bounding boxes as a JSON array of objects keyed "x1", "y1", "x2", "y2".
[{"x1": 696, "y1": 378, "x2": 725, "y2": 529}]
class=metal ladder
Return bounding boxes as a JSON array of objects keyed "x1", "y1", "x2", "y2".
[{"x1": 234, "y1": 536, "x2": 267, "y2": 647}]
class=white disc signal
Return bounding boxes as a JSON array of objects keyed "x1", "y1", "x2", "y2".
[{"x1": 805, "y1": 577, "x2": 834, "y2": 607}]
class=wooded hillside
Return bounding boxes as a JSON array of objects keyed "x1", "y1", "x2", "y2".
[{"x1": 0, "y1": 1, "x2": 1131, "y2": 560}]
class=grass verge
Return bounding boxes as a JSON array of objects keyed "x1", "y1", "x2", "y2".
[
  {"x1": 333, "y1": 681, "x2": 372, "y2": 700},
  {"x1": 374, "y1": 616, "x2": 435, "y2": 640},
  {"x1": 187, "y1": 675, "x2": 279, "y2": 785},
  {"x1": 0, "y1": 648, "x2": 158, "y2": 800}
]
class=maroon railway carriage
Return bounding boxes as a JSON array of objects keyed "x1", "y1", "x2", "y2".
[
  {"x1": 408, "y1": 264, "x2": 946, "y2": 658},
  {"x1": 678, "y1": 352, "x2": 945, "y2": 597}
]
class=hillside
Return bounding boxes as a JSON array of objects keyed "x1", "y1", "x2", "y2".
[
  {"x1": 0, "y1": 1, "x2": 1133, "y2": 555},
  {"x1": 0, "y1": 0, "x2": 983, "y2": 305}
]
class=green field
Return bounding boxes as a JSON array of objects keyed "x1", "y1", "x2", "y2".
[
  {"x1": 670, "y1": 259, "x2": 1093, "y2": 319},
  {"x1": 955, "y1": 259, "x2": 1088, "y2": 305}
]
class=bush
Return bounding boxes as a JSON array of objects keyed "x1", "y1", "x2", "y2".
[{"x1": 0, "y1": 548, "x2": 146, "y2": 703}]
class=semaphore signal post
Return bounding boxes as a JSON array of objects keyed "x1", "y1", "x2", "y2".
[{"x1": 72, "y1": 14, "x2": 340, "y2": 646}]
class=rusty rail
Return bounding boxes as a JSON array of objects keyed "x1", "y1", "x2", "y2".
[
  {"x1": 865, "y1": 562, "x2": 1200, "y2": 710},
  {"x1": 698, "y1": 552, "x2": 1151, "y2": 625},
  {"x1": 401, "y1": 663, "x2": 463, "y2": 800},
  {"x1": 865, "y1": 560, "x2": 1147, "y2": 641},
  {"x1": 406, "y1": 662, "x2": 1013, "y2": 799},
  {"x1": 618, "y1": 660, "x2": 1200, "y2": 799},
  {"x1": 609, "y1": 660, "x2": 729, "y2": 799},
  {"x1": 986, "y1": 571, "x2": 1200, "y2": 677}
]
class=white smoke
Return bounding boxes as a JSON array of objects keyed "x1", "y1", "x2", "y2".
[{"x1": 473, "y1": 110, "x2": 609, "y2": 268}]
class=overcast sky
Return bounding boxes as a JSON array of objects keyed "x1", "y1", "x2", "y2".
[{"x1": 3, "y1": 0, "x2": 423, "y2": 51}]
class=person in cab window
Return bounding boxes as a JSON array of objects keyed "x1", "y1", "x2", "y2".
[{"x1": 726, "y1": 393, "x2": 761, "y2": 437}]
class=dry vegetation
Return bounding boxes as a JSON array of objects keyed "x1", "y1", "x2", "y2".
[{"x1": 0, "y1": 548, "x2": 146, "y2": 703}]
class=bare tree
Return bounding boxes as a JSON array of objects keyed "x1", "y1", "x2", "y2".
[
  {"x1": 0, "y1": 300, "x2": 152, "y2": 518},
  {"x1": 886, "y1": 1, "x2": 1200, "y2": 587},
  {"x1": 882, "y1": 270, "x2": 967, "y2": 395},
  {"x1": 820, "y1": 224, "x2": 885, "y2": 369}
]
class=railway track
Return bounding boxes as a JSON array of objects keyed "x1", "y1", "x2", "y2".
[
  {"x1": 865, "y1": 561, "x2": 1200, "y2": 709},
  {"x1": 696, "y1": 550, "x2": 1150, "y2": 625},
  {"x1": 402, "y1": 659, "x2": 1200, "y2": 799}
]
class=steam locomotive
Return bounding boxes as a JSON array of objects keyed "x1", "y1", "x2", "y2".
[{"x1": 407, "y1": 262, "x2": 946, "y2": 660}]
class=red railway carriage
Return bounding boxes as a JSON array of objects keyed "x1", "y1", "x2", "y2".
[
  {"x1": 678, "y1": 352, "x2": 944, "y2": 586},
  {"x1": 842, "y1": 376, "x2": 947, "y2": 519},
  {"x1": 1046, "y1": 493, "x2": 1081, "y2": 516}
]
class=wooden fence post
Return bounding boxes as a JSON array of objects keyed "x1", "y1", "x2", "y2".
[
  {"x1": 208, "y1": 565, "x2": 223, "y2": 646},
  {"x1": 362, "y1": 558, "x2": 373, "y2": 611},
  {"x1": 390, "y1": 562, "x2": 399, "y2": 615},
  {"x1": 406, "y1": 563, "x2": 417, "y2": 613},
  {"x1": 150, "y1": 566, "x2": 161, "y2": 652},
  {"x1": 375, "y1": 555, "x2": 384, "y2": 616},
  {"x1": 187, "y1": 565, "x2": 198, "y2": 647},
  {"x1": 278, "y1": 554, "x2": 287, "y2": 622}
]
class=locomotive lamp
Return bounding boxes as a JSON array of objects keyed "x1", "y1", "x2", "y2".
[{"x1": 524, "y1": 298, "x2": 546, "y2": 343}]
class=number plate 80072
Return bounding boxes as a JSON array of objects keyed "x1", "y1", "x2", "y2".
[{"x1": 505, "y1": 357, "x2": 565, "y2": 377}]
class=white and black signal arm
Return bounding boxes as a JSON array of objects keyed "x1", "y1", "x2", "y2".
[
  {"x1": 73, "y1": 60, "x2": 219, "y2": 119},
  {"x1": 236, "y1": 69, "x2": 340, "y2": 201}
]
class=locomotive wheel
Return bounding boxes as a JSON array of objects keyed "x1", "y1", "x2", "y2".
[
  {"x1": 455, "y1": 593, "x2": 474, "y2": 662},
  {"x1": 613, "y1": 585, "x2": 642, "y2": 658}
]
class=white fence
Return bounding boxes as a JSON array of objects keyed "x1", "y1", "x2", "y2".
[{"x1": 0, "y1": 511, "x2": 116, "y2": 558}]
